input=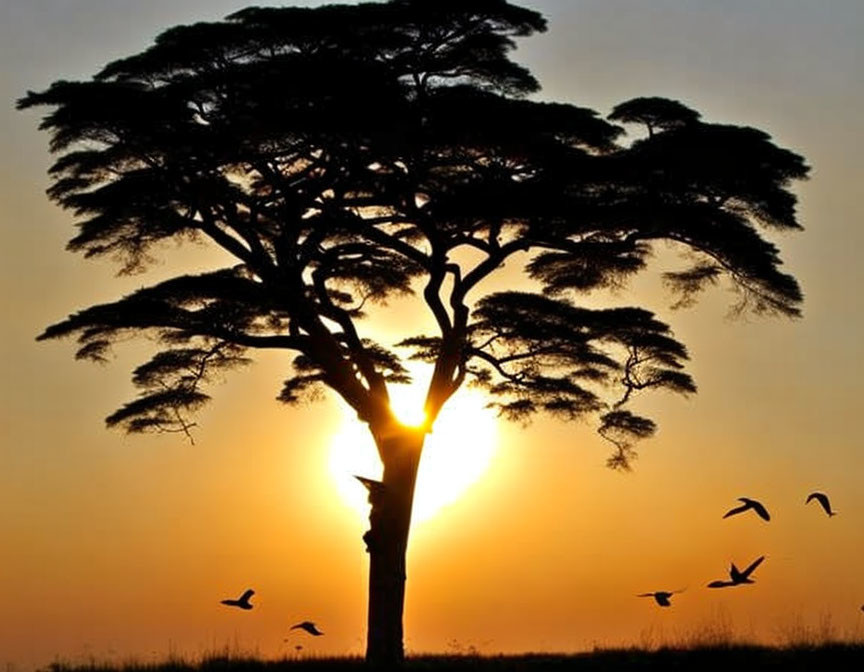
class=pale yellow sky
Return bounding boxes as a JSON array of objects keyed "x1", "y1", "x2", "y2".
[{"x1": 2, "y1": 1, "x2": 864, "y2": 669}]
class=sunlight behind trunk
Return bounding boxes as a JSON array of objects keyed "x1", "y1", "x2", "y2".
[{"x1": 329, "y1": 368, "x2": 499, "y2": 524}]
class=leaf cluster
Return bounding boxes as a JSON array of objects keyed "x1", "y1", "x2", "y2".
[{"x1": 21, "y1": 0, "x2": 808, "y2": 466}]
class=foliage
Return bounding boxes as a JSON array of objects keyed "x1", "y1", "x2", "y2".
[{"x1": 20, "y1": 0, "x2": 808, "y2": 467}]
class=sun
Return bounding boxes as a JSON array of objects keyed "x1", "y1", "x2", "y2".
[{"x1": 328, "y1": 368, "x2": 498, "y2": 524}]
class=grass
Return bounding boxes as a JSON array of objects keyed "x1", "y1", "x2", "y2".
[
  {"x1": 38, "y1": 615, "x2": 864, "y2": 672},
  {"x1": 40, "y1": 643, "x2": 864, "y2": 672}
]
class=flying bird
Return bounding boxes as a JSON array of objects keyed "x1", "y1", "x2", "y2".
[
  {"x1": 636, "y1": 589, "x2": 686, "y2": 607},
  {"x1": 805, "y1": 492, "x2": 837, "y2": 516},
  {"x1": 723, "y1": 497, "x2": 770, "y2": 521},
  {"x1": 220, "y1": 589, "x2": 254, "y2": 610},
  {"x1": 707, "y1": 556, "x2": 765, "y2": 588},
  {"x1": 290, "y1": 621, "x2": 324, "y2": 636},
  {"x1": 355, "y1": 475, "x2": 386, "y2": 503}
]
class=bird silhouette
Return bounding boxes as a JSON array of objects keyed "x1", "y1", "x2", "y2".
[
  {"x1": 355, "y1": 475, "x2": 386, "y2": 502},
  {"x1": 636, "y1": 589, "x2": 686, "y2": 607},
  {"x1": 723, "y1": 497, "x2": 770, "y2": 521},
  {"x1": 805, "y1": 492, "x2": 837, "y2": 516},
  {"x1": 707, "y1": 556, "x2": 765, "y2": 588},
  {"x1": 220, "y1": 589, "x2": 254, "y2": 610},
  {"x1": 290, "y1": 621, "x2": 324, "y2": 636}
]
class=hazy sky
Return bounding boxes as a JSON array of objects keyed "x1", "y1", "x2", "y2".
[{"x1": 2, "y1": 1, "x2": 864, "y2": 669}]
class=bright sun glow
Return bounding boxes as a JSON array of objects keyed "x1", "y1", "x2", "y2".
[{"x1": 329, "y1": 367, "x2": 498, "y2": 524}]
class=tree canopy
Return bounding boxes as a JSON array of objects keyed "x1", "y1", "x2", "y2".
[{"x1": 19, "y1": 0, "x2": 808, "y2": 468}]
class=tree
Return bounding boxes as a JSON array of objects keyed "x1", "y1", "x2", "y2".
[{"x1": 19, "y1": 0, "x2": 808, "y2": 664}]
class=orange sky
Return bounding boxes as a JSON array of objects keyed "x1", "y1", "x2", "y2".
[{"x1": 2, "y1": 1, "x2": 864, "y2": 669}]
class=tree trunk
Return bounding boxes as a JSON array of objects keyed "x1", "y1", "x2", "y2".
[{"x1": 363, "y1": 423, "x2": 425, "y2": 667}]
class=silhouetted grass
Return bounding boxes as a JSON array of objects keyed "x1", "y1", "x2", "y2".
[{"x1": 42, "y1": 644, "x2": 864, "y2": 672}]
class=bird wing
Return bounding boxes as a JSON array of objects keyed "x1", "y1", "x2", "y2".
[
  {"x1": 807, "y1": 492, "x2": 831, "y2": 514},
  {"x1": 707, "y1": 580, "x2": 733, "y2": 588},
  {"x1": 723, "y1": 504, "x2": 748, "y2": 518},
  {"x1": 355, "y1": 475, "x2": 384, "y2": 490},
  {"x1": 220, "y1": 599, "x2": 237, "y2": 606},
  {"x1": 741, "y1": 555, "x2": 765, "y2": 578},
  {"x1": 240, "y1": 589, "x2": 254, "y2": 601},
  {"x1": 636, "y1": 593, "x2": 655, "y2": 597},
  {"x1": 749, "y1": 500, "x2": 771, "y2": 521}
]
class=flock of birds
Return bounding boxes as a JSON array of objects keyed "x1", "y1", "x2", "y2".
[
  {"x1": 637, "y1": 491, "x2": 850, "y2": 609},
  {"x1": 220, "y1": 588, "x2": 324, "y2": 640},
  {"x1": 216, "y1": 491, "x2": 855, "y2": 644}
]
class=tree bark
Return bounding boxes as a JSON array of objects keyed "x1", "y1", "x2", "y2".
[{"x1": 363, "y1": 423, "x2": 425, "y2": 667}]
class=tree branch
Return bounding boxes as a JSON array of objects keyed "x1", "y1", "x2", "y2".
[{"x1": 311, "y1": 262, "x2": 389, "y2": 399}]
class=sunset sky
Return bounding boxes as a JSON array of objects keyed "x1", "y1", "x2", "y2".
[{"x1": 2, "y1": 1, "x2": 864, "y2": 669}]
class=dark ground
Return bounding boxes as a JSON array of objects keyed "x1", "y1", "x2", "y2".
[{"x1": 44, "y1": 645, "x2": 864, "y2": 672}]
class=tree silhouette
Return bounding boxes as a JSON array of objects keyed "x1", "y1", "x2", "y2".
[{"x1": 19, "y1": 0, "x2": 808, "y2": 664}]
